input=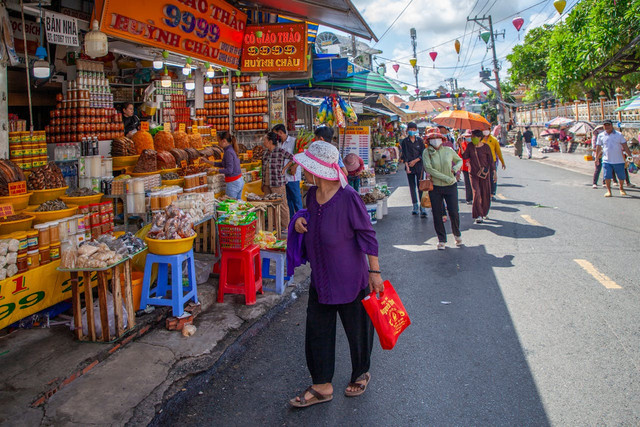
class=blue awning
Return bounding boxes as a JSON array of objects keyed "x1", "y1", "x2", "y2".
[{"x1": 312, "y1": 58, "x2": 364, "y2": 82}]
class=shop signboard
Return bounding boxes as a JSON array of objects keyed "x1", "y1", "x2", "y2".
[
  {"x1": 44, "y1": 10, "x2": 79, "y2": 46},
  {"x1": 0, "y1": 261, "x2": 96, "y2": 330},
  {"x1": 341, "y1": 126, "x2": 371, "y2": 166},
  {"x1": 241, "y1": 23, "x2": 308, "y2": 72},
  {"x1": 269, "y1": 89, "x2": 285, "y2": 126},
  {"x1": 9, "y1": 16, "x2": 40, "y2": 67},
  {"x1": 99, "y1": 0, "x2": 246, "y2": 69}
]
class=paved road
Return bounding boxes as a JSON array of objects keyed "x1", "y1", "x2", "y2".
[{"x1": 156, "y1": 157, "x2": 640, "y2": 426}]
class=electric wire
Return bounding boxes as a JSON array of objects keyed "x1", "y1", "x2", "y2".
[{"x1": 372, "y1": 0, "x2": 415, "y2": 46}]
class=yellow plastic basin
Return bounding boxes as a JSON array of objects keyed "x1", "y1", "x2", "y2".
[
  {"x1": 29, "y1": 187, "x2": 69, "y2": 206},
  {"x1": 131, "y1": 171, "x2": 160, "y2": 177},
  {"x1": 60, "y1": 193, "x2": 104, "y2": 206},
  {"x1": 25, "y1": 204, "x2": 78, "y2": 225},
  {"x1": 160, "y1": 167, "x2": 180, "y2": 173},
  {"x1": 0, "y1": 213, "x2": 35, "y2": 234},
  {"x1": 145, "y1": 235, "x2": 195, "y2": 255},
  {"x1": 112, "y1": 155, "x2": 140, "y2": 168},
  {"x1": 0, "y1": 192, "x2": 33, "y2": 212}
]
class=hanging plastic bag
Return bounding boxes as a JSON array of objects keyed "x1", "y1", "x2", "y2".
[
  {"x1": 362, "y1": 281, "x2": 411, "y2": 350},
  {"x1": 530, "y1": 137, "x2": 537, "y2": 147},
  {"x1": 420, "y1": 192, "x2": 431, "y2": 208}
]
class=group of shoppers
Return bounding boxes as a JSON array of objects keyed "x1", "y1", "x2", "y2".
[{"x1": 400, "y1": 123, "x2": 500, "y2": 250}]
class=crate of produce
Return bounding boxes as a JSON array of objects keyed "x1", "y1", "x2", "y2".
[{"x1": 217, "y1": 220, "x2": 256, "y2": 250}]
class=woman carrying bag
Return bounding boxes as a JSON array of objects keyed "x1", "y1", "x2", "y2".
[
  {"x1": 462, "y1": 129, "x2": 496, "y2": 224},
  {"x1": 422, "y1": 130, "x2": 463, "y2": 250}
]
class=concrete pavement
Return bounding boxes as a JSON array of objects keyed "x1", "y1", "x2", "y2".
[{"x1": 157, "y1": 158, "x2": 640, "y2": 425}]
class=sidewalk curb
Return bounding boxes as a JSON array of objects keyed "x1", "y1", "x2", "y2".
[{"x1": 145, "y1": 276, "x2": 311, "y2": 426}]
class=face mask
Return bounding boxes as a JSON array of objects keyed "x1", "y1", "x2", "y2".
[
  {"x1": 472, "y1": 137, "x2": 480, "y2": 146},
  {"x1": 430, "y1": 138, "x2": 442, "y2": 148},
  {"x1": 408, "y1": 130, "x2": 418, "y2": 137},
  {"x1": 465, "y1": 137, "x2": 471, "y2": 142},
  {"x1": 483, "y1": 130, "x2": 490, "y2": 136}
]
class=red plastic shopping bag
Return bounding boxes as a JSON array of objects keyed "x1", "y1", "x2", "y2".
[{"x1": 362, "y1": 281, "x2": 411, "y2": 350}]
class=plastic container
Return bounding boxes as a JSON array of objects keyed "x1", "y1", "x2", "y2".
[
  {"x1": 0, "y1": 192, "x2": 33, "y2": 212},
  {"x1": 121, "y1": 270, "x2": 144, "y2": 311},
  {"x1": 29, "y1": 186, "x2": 69, "y2": 206},
  {"x1": 17, "y1": 253, "x2": 28, "y2": 273},
  {"x1": 15, "y1": 232, "x2": 29, "y2": 255},
  {"x1": 34, "y1": 224, "x2": 50, "y2": 247},
  {"x1": 49, "y1": 221, "x2": 60, "y2": 243},
  {"x1": 60, "y1": 193, "x2": 104, "y2": 206},
  {"x1": 67, "y1": 215, "x2": 78, "y2": 234},
  {"x1": 50, "y1": 242, "x2": 61, "y2": 260},
  {"x1": 24, "y1": 204, "x2": 78, "y2": 225},
  {"x1": 39, "y1": 245, "x2": 51, "y2": 265},
  {"x1": 58, "y1": 219, "x2": 69, "y2": 241},
  {"x1": 27, "y1": 230, "x2": 39, "y2": 250},
  {"x1": 217, "y1": 220, "x2": 257, "y2": 250},
  {"x1": 27, "y1": 250, "x2": 39, "y2": 269}
]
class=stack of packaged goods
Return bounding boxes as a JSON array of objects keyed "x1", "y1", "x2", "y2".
[{"x1": 9, "y1": 131, "x2": 48, "y2": 172}]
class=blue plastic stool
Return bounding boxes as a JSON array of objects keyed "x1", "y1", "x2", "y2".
[
  {"x1": 140, "y1": 249, "x2": 198, "y2": 317},
  {"x1": 261, "y1": 250, "x2": 290, "y2": 295}
]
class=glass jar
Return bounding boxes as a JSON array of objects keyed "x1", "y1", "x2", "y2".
[
  {"x1": 39, "y1": 245, "x2": 51, "y2": 265},
  {"x1": 27, "y1": 250, "x2": 40, "y2": 269},
  {"x1": 50, "y1": 242, "x2": 61, "y2": 260}
]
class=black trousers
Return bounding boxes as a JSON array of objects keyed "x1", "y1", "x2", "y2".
[
  {"x1": 462, "y1": 171, "x2": 473, "y2": 202},
  {"x1": 305, "y1": 286, "x2": 374, "y2": 384},
  {"x1": 429, "y1": 184, "x2": 461, "y2": 242},
  {"x1": 406, "y1": 172, "x2": 423, "y2": 204}
]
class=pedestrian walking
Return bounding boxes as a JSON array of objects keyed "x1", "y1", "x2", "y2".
[
  {"x1": 437, "y1": 125, "x2": 456, "y2": 150},
  {"x1": 591, "y1": 125, "x2": 605, "y2": 188},
  {"x1": 458, "y1": 130, "x2": 473, "y2": 204},
  {"x1": 287, "y1": 140, "x2": 384, "y2": 408},
  {"x1": 400, "y1": 122, "x2": 428, "y2": 217},
  {"x1": 261, "y1": 132, "x2": 295, "y2": 230},
  {"x1": 273, "y1": 124, "x2": 303, "y2": 219},
  {"x1": 463, "y1": 130, "x2": 496, "y2": 223},
  {"x1": 515, "y1": 130, "x2": 524, "y2": 158},
  {"x1": 200, "y1": 132, "x2": 244, "y2": 199},
  {"x1": 422, "y1": 130, "x2": 463, "y2": 250},
  {"x1": 482, "y1": 129, "x2": 506, "y2": 200},
  {"x1": 523, "y1": 126, "x2": 534, "y2": 159},
  {"x1": 595, "y1": 120, "x2": 632, "y2": 197}
]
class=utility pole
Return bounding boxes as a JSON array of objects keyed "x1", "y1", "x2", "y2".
[
  {"x1": 467, "y1": 15, "x2": 507, "y2": 144},
  {"x1": 410, "y1": 28, "x2": 420, "y2": 100},
  {"x1": 445, "y1": 77, "x2": 460, "y2": 109}
]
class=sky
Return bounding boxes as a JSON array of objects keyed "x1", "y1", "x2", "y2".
[{"x1": 317, "y1": 0, "x2": 579, "y2": 94}]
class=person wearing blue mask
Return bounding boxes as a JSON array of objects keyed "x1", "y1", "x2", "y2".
[{"x1": 400, "y1": 122, "x2": 428, "y2": 217}]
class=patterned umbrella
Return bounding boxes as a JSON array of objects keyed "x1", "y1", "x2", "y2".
[
  {"x1": 545, "y1": 116, "x2": 574, "y2": 128},
  {"x1": 567, "y1": 121, "x2": 595, "y2": 135},
  {"x1": 432, "y1": 110, "x2": 491, "y2": 130}
]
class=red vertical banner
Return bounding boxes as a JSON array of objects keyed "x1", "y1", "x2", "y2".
[{"x1": 286, "y1": 100, "x2": 297, "y2": 132}]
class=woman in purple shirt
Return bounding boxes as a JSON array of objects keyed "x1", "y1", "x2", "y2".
[{"x1": 287, "y1": 141, "x2": 384, "y2": 408}]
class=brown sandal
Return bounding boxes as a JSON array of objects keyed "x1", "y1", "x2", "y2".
[
  {"x1": 289, "y1": 386, "x2": 333, "y2": 408},
  {"x1": 345, "y1": 372, "x2": 371, "y2": 397}
]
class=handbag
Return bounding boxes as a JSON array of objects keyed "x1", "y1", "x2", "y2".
[
  {"x1": 473, "y1": 146, "x2": 490, "y2": 180},
  {"x1": 418, "y1": 171, "x2": 433, "y2": 192},
  {"x1": 420, "y1": 191, "x2": 431, "y2": 208},
  {"x1": 362, "y1": 281, "x2": 411, "y2": 350}
]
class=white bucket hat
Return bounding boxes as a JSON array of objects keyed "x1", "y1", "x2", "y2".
[{"x1": 293, "y1": 141, "x2": 348, "y2": 187}]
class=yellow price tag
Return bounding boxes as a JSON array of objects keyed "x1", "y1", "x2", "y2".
[
  {"x1": 140, "y1": 121, "x2": 149, "y2": 131},
  {"x1": 164, "y1": 122, "x2": 171, "y2": 132},
  {"x1": 192, "y1": 125, "x2": 199, "y2": 134},
  {"x1": 193, "y1": 158, "x2": 201, "y2": 166},
  {"x1": 210, "y1": 129, "x2": 217, "y2": 137},
  {"x1": 178, "y1": 123, "x2": 185, "y2": 132}
]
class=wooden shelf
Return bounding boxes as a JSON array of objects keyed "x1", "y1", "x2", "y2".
[
  {"x1": 204, "y1": 99, "x2": 230, "y2": 103},
  {"x1": 233, "y1": 113, "x2": 268, "y2": 117}
]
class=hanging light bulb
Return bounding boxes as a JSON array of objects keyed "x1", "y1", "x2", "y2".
[
  {"x1": 185, "y1": 74, "x2": 195, "y2": 91},
  {"x1": 152, "y1": 52, "x2": 163, "y2": 70},
  {"x1": 235, "y1": 83, "x2": 243, "y2": 98},
  {"x1": 161, "y1": 66, "x2": 172, "y2": 88},
  {"x1": 257, "y1": 71, "x2": 267, "y2": 92},
  {"x1": 84, "y1": 20, "x2": 108, "y2": 59},
  {"x1": 32, "y1": 6, "x2": 50, "y2": 79},
  {"x1": 33, "y1": 46, "x2": 50, "y2": 79},
  {"x1": 221, "y1": 78, "x2": 230, "y2": 96},
  {"x1": 204, "y1": 79, "x2": 213, "y2": 94},
  {"x1": 182, "y1": 58, "x2": 192, "y2": 76},
  {"x1": 205, "y1": 62, "x2": 215, "y2": 79}
]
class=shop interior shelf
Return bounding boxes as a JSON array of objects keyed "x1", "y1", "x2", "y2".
[
  {"x1": 206, "y1": 115, "x2": 230, "y2": 118},
  {"x1": 235, "y1": 97, "x2": 267, "y2": 101},
  {"x1": 53, "y1": 159, "x2": 79, "y2": 163},
  {"x1": 233, "y1": 113, "x2": 268, "y2": 117},
  {"x1": 236, "y1": 129, "x2": 267, "y2": 132},
  {"x1": 209, "y1": 82, "x2": 257, "y2": 87},
  {"x1": 110, "y1": 83, "x2": 150, "y2": 87},
  {"x1": 204, "y1": 99, "x2": 230, "y2": 103}
]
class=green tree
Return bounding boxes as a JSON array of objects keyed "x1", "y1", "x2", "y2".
[{"x1": 506, "y1": 25, "x2": 553, "y2": 91}]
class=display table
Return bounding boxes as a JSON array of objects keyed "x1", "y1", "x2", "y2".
[
  {"x1": 250, "y1": 199, "x2": 284, "y2": 239},
  {"x1": 58, "y1": 249, "x2": 145, "y2": 342},
  {"x1": 241, "y1": 179, "x2": 263, "y2": 200}
]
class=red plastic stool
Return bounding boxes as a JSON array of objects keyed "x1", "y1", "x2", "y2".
[{"x1": 217, "y1": 244, "x2": 263, "y2": 305}]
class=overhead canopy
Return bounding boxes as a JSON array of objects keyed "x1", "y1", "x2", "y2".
[
  {"x1": 242, "y1": 0, "x2": 377, "y2": 41},
  {"x1": 615, "y1": 93, "x2": 640, "y2": 111},
  {"x1": 314, "y1": 72, "x2": 408, "y2": 96}
]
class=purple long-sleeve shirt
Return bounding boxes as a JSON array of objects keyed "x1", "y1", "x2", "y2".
[
  {"x1": 215, "y1": 145, "x2": 241, "y2": 178},
  {"x1": 287, "y1": 185, "x2": 378, "y2": 305}
]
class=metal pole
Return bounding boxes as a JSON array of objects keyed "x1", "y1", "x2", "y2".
[
  {"x1": 488, "y1": 16, "x2": 507, "y2": 144},
  {"x1": 410, "y1": 28, "x2": 419, "y2": 99}
]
